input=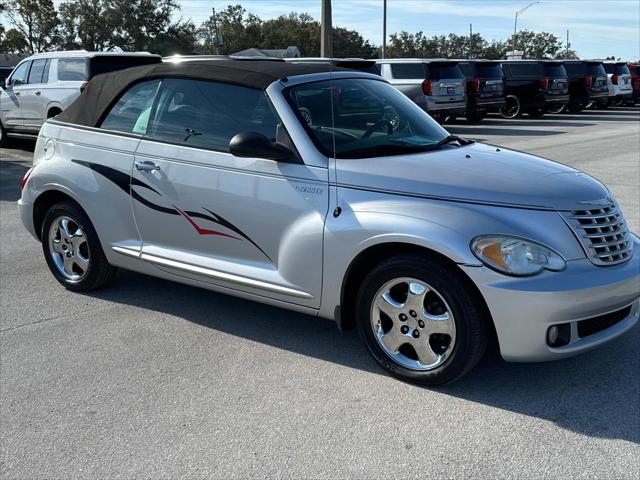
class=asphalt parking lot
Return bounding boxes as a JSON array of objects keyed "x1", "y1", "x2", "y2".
[{"x1": 1, "y1": 108, "x2": 639, "y2": 478}]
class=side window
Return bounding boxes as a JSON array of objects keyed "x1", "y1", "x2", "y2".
[
  {"x1": 100, "y1": 80, "x2": 160, "y2": 134},
  {"x1": 9, "y1": 61, "x2": 31, "y2": 86},
  {"x1": 28, "y1": 59, "x2": 47, "y2": 84},
  {"x1": 147, "y1": 79, "x2": 281, "y2": 152},
  {"x1": 390, "y1": 63, "x2": 425, "y2": 79},
  {"x1": 57, "y1": 58, "x2": 88, "y2": 81}
]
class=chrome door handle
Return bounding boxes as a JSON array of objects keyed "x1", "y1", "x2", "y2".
[{"x1": 134, "y1": 161, "x2": 160, "y2": 173}]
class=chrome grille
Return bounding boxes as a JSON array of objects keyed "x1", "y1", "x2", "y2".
[{"x1": 564, "y1": 202, "x2": 633, "y2": 266}]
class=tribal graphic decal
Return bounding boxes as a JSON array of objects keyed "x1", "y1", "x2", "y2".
[{"x1": 72, "y1": 159, "x2": 272, "y2": 261}]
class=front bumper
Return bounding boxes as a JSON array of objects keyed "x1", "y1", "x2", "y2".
[
  {"x1": 461, "y1": 237, "x2": 640, "y2": 362},
  {"x1": 18, "y1": 199, "x2": 38, "y2": 240}
]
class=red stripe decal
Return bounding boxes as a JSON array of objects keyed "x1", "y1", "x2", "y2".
[{"x1": 174, "y1": 206, "x2": 239, "y2": 239}]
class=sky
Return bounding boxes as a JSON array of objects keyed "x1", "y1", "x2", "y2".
[{"x1": 178, "y1": 0, "x2": 640, "y2": 60}]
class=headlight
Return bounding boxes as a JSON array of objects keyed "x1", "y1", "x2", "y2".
[{"x1": 471, "y1": 235, "x2": 566, "y2": 276}]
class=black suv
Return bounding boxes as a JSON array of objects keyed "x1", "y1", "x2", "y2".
[
  {"x1": 499, "y1": 60, "x2": 569, "y2": 118},
  {"x1": 457, "y1": 60, "x2": 505, "y2": 122},
  {"x1": 559, "y1": 60, "x2": 608, "y2": 112}
]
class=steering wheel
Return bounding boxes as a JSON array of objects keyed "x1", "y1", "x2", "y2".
[{"x1": 362, "y1": 120, "x2": 394, "y2": 139}]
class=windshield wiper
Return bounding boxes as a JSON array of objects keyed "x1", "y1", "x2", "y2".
[{"x1": 434, "y1": 134, "x2": 474, "y2": 148}]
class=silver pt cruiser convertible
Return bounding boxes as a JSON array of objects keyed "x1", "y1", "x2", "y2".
[{"x1": 18, "y1": 60, "x2": 640, "y2": 385}]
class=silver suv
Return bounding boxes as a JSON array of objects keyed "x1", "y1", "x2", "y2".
[
  {"x1": 18, "y1": 60, "x2": 640, "y2": 385},
  {"x1": 376, "y1": 59, "x2": 467, "y2": 122},
  {"x1": 0, "y1": 51, "x2": 160, "y2": 145}
]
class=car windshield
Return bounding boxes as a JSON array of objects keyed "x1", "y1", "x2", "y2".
[{"x1": 284, "y1": 78, "x2": 449, "y2": 159}]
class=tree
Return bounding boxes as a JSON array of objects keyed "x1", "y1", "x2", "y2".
[
  {"x1": 150, "y1": 20, "x2": 198, "y2": 56},
  {"x1": 333, "y1": 26, "x2": 376, "y2": 58},
  {"x1": 198, "y1": 5, "x2": 262, "y2": 55},
  {"x1": 259, "y1": 13, "x2": 320, "y2": 56},
  {"x1": 1, "y1": 27, "x2": 30, "y2": 53},
  {"x1": 109, "y1": 0, "x2": 180, "y2": 52},
  {"x1": 483, "y1": 40, "x2": 509, "y2": 60},
  {"x1": 58, "y1": 0, "x2": 118, "y2": 51},
  {"x1": 506, "y1": 30, "x2": 566, "y2": 59},
  {"x1": 4, "y1": 0, "x2": 60, "y2": 53},
  {"x1": 387, "y1": 31, "x2": 440, "y2": 58}
]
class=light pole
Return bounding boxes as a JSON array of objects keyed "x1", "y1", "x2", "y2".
[
  {"x1": 321, "y1": 0, "x2": 333, "y2": 58},
  {"x1": 382, "y1": 0, "x2": 387, "y2": 59},
  {"x1": 512, "y1": 2, "x2": 540, "y2": 58}
]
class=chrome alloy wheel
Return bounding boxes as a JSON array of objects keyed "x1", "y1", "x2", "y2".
[
  {"x1": 370, "y1": 277, "x2": 456, "y2": 370},
  {"x1": 48, "y1": 216, "x2": 90, "y2": 282}
]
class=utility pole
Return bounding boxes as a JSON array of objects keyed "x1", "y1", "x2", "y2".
[
  {"x1": 512, "y1": 2, "x2": 539, "y2": 58},
  {"x1": 321, "y1": 0, "x2": 333, "y2": 58},
  {"x1": 566, "y1": 29, "x2": 570, "y2": 57},
  {"x1": 382, "y1": 0, "x2": 387, "y2": 59},
  {"x1": 469, "y1": 23, "x2": 473, "y2": 58},
  {"x1": 211, "y1": 7, "x2": 219, "y2": 55}
]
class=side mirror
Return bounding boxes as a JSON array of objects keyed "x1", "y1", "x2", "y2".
[{"x1": 229, "y1": 132, "x2": 296, "y2": 162}]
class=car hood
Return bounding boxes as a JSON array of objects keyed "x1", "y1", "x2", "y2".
[{"x1": 335, "y1": 142, "x2": 610, "y2": 210}]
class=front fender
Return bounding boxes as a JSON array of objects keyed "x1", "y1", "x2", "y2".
[{"x1": 318, "y1": 188, "x2": 586, "y2": 321}]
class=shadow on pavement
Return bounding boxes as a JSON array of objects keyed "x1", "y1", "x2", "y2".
[
  {"x1": 0, "y1": 160, "x2": 30, "y2": 201},
  {"x1": 87, "y1": 269, "x2": 640, "y2": 444}
]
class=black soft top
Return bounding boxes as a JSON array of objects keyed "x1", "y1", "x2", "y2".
[{"x1": 56, "y1": 59, "x2": 346, "y2": 128}]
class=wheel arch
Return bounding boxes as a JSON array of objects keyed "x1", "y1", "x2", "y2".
[
  {"x1": 32, "y1": 188, "x2": 88, "y2": 241},
  {"x1": 337, "y1": 242, "x2": 496, "y2": 342},
  {"x1": 46, "y1": 105, "x2": 63, "y2": 119}
]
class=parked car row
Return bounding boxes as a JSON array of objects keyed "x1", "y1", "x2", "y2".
[{"x1": 1, "y1": 51, "x2": 639, "y2": 146}]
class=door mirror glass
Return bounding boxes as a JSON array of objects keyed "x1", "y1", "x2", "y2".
[{"x1": 229, "y1": 132, "x2": 295, "y2": 162}]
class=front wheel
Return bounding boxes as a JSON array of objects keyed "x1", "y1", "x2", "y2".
[
  {"x1": 500, "y1": 95, "x2": 521, "y2": 119},
  {"x1": 42, "y1": 201, "x2": 116, "y2": 291},
  {"x1": 356, "y1": 255, "x2": 488, "y2": 386}
]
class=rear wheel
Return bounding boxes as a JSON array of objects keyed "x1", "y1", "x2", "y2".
[
  {"x1": 500, "y1": 95, "x2": 521, "y2": 119},
  {"x1": 546, "y1": 103, "x2": 566, "y2": 114},
  {"x1": 356, "y1": 254, "x2": 488, "y2": 386},
  {"x1": 527, "y1": 108, "x2": 545, "y2": 118},
  {"x1": 42, "y1": 201, "x2": 116, "y2": 291},
  {"x1": 465, "y1": 112, "x2": 486, "y2": 123}
]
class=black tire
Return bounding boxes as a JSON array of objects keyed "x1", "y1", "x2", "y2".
[
  {"x1": 500, "y1": 95, "x2": 521, "y2": 119},
  {"x1": 527, "y1": 108, "x2": 545, "y2": 118},
  {"x1": 465, "y1": 112, "x2": 486, "y2": 123},
  {"x1": 355, "y1": 254, "x2": 488, "y2": 386},
  {"x1": 41, "y1": 201, "x2": 116, "y2": 291},
  {"x1": 0, "y1": 121, "x2": 7, "y2": 147},
  {"x1": 546, "y1": 103, "x2": 566, "y2": 114}
]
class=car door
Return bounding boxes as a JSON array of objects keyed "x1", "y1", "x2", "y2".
[
  {"x1": 131, "y1": 78, "x2": 328, "y2": 308},
  {"x1": 0, "y1": 60, "x2": 31, "y2": 128},
  {"x1": 20, "y1": 58, "x2": 50, "y2": 130}
]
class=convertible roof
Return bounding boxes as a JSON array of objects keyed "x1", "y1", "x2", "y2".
[{"x1": 56, "y1": 59, "x2": 346, "y2": 128}]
